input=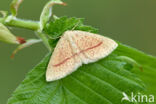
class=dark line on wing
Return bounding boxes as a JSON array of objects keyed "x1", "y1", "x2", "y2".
[{"x1": 53, "y1": 42, "x2": 103, "y2": 67}]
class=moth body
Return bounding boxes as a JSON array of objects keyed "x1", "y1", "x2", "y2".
[{"x1": 46, "y1": 30, "x2": 118, "y2": 82}]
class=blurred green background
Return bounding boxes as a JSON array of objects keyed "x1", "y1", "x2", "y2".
[{"x1": 0, "y1": 0, "x2": 156, "y2": 103}]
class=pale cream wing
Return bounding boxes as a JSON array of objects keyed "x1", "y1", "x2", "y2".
[
  {"x1": 64, "y1": 31, "x2": 90, "y2": 64},
  {"x1": 46, "y1": 35, "x2": 82, "y2": 82},
  {"x1": 69, "y1": 30, "x2": 118, "y2": 63}
]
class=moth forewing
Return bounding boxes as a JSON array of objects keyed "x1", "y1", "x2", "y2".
[
  {"x1": 46, "y1": 30, "x2": 118, "y2": 82},
  {"x1": 68, "y1": 31, "x2": 118, "y2": 63},
  {"x1": 46, "y1": 35, "x2": 82, "y2": 81}
]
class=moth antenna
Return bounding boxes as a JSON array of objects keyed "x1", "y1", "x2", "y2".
[
  {"x1": 71, "y1": 19, "x2": 81, "y2": 31},
  {"x1": 49, "y1": 35, "x2": 62, "y2": 40}
]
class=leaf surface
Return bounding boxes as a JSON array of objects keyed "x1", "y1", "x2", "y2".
[{"x1": 8, "y1": 17, "x2": 156, "y2": 104}]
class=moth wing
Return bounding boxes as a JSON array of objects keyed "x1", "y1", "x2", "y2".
[
  {"x1": 69, "y1": 30, "x2": 118, "y2": 63},
  {"x1": 46, "y1": 35, "x2": 82, "y2": 82},
  {"x1": 46, "y1": 30, "x2": 118, "y2": 82}
]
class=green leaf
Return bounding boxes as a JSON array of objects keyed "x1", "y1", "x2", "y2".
[
  {"x1": 0, "y1": 10, "x2": 8, "y2": 18},
  {"x1": 10, "y1": 0, "x2": 23, "y2": 16},
  {"x1": 44, "y1": 17, "x2": 98, "y2": 48},
  {"x1": 0, "y1": 23, "x2": 18, "y2": 44},
  {"x1": 7, "y1": 43, "x2": 156, "y2": 104},
  {"x1": 44, "y1": 17, "x2": 98, "y2": 39},
  {"x1": 8, "y1": 17, "x2": 156, "y2": 104},
  {"x1": 40, "y1": 0, "x2": 65, "y2": 31}
]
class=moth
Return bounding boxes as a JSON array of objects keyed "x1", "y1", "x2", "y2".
[{"x1": 46, "y1": 30, "x2": 118, "y2": 82}]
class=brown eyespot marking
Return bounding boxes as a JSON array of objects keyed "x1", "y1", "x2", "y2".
[{"x1": 46, "y1": 30, "x2": 118, "y2": 82}]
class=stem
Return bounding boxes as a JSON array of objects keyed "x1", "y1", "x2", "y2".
[
  {"x1": 0, "y1": 17, "x2": 39, "y2": 30},
  {"x1": 37, "y1": 32, "x2": 51, "y2": 51},
  {"x1": 0, "y1": 17, "x2": 51, "y2": 51}
]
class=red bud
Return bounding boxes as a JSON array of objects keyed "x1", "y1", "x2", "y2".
[{"x1": 16, "y1": 37, "x2": 26, "y2": 44}]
